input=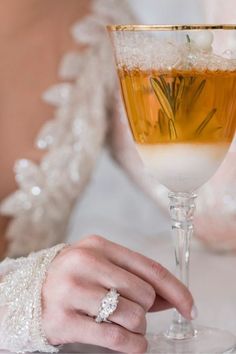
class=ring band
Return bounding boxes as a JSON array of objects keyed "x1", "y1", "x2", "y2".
[{"x1": 95, "y1": 288, "x2": 120, "y2": 323}]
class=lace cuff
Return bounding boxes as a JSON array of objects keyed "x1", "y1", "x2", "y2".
[{"x1": 0, "y1": 243, "x2": 67, "y2": 353}]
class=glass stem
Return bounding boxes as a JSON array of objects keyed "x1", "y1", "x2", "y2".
[{"x1": 166, "y1": 192, "x2": 197, "y2": 340}]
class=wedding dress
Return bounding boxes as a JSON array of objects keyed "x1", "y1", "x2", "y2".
[{"x1": 0, "y1": 0, "x2": 235, "y2": 351}]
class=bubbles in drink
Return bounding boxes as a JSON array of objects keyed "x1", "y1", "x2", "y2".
[{"x1": 114, "y1": 31, "x2": 236, "y2": 71}]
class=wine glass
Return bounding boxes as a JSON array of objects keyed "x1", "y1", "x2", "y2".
[{"x1": 107, "y1": 24, "x2": 236, "y2": 353}]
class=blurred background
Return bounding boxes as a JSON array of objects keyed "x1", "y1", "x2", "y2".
[{"x1": 129, "y1": 0, "x2": 203, "y2": 24}]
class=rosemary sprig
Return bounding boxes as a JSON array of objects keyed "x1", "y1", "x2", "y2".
[
  {"x1": 195, "y1": 108, "x2": 217, "y2": 136},
  {"x1": 189, "y1": 79, "x2": 206, "y2": 108},
  {"x1": 159, "y1": 76, "x2": 171, "y2": 98},
  {"x1": 168, "y1": 119, "x2": 178, "y2": 140},
  {"x1": 150, "y1": 77, "x2": 174, "y2": 120},
  {"x1": 151, "y1": 77, "x2": 180, "y2": 139},
  {"x1": 174, "y1": 77, "x2": 185, "y2": 113},
  {"x1": 150, "y1": 74, "x2": 218, "y2": 141},
  {"x1": 186, "y1": 34, "x2": 191, "y2": 43},
  {"x1": 158, "y1": 110, "x2": 166, "y2": 134}
]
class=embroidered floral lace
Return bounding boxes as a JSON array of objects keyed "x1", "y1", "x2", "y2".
[{"x1": 0, "y1": 244, "x2": 67, "y2": 353}]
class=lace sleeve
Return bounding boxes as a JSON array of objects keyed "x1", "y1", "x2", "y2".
[{"x1": 0, "y1": 244, "x2": 66, "y2": 353}]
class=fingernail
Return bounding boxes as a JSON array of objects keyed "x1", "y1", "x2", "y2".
[{"x1": 191, "y1": 304, "x2": 198, "y2": 320}]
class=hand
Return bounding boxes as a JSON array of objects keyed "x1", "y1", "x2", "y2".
[{"x1": 42, "y1": 235, "x2": 194, "y2": 353}]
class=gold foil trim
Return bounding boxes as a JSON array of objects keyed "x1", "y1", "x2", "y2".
[{"x1": 107, "y1": 24, "x2": 236, "y2": 32}]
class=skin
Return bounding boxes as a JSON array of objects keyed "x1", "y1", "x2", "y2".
[{"x1": 42, "y1": 235, "x2": 194, "y2": 353}]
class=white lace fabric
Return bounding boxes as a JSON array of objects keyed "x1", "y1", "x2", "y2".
[
  {"x1": 0, "y1": 0, "x2": 133, "y2": 258},
  {"x1": 0, "y1": 243, "x2": 67, "y2": 353}
]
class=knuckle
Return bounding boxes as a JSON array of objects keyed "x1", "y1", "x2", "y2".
[
  {"x1": 129, "y1": 305, "x2": 145, "y2": 331},
  {"x1": 137, "y1": 337, "x2": 148, "y2": 353},
  {"x1": 79, "y1": 234, "x2": 106, "y2": 248},
  {"x1": 61, "y1": 249, "x2": 80, "y2": 268},
  {"x1": 150, "y1": 261, "x2": 169, "y2": 282},
  {"x1": 69, "y1": 248, "x2": 98, "y2": 268},
  {"x1": 143, "y1": 285, "x2": 156, "y2": 311},
  {"x1": 107, "y1": 326, "x2": 128, "y2": 347}
]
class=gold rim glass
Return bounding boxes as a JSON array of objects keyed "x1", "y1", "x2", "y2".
[
  {"x1": 108, "y1": 24, "x2": 236, "y2": 353},
  {"x1": 107, "y1": 24, "x2": 236, "y2": 31}
]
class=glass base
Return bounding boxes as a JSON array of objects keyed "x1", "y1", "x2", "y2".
[{"x1": 146, "y1": 326, "x2": 236, "y2": 353}]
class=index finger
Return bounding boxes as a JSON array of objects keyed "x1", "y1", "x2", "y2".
[{"x1": 79, "y1": 236, "x2": 194, "y2": 320}]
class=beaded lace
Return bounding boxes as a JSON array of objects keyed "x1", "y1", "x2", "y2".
[{"x1": 0, "y1": 243, "x2": 67, "y2": 353}]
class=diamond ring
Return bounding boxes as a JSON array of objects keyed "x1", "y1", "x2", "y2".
[{"x1": 95, "y1": 288, "x2": 120, "y2": 323}]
